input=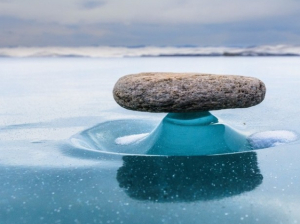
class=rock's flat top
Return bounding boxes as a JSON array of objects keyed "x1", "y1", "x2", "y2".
[{"x1": 113, "y1": 73, "x2": 266, "y2": 112}]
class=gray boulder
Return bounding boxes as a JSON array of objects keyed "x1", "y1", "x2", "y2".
[{"x1": 113, "y1": 73, "x2": 266, "y2": 112}]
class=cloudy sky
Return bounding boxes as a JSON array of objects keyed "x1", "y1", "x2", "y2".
[{"x1": 0, "y1": 0, "x2": 300, "y2": 47}]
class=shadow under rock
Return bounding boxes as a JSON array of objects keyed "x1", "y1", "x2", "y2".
[{"x1": 117, "y1": 151, "x2": 263, "y2": 202}]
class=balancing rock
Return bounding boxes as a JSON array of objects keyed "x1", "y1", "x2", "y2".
[{"x1": 113, "y1": 73, "x2": 266, "y2": 113}]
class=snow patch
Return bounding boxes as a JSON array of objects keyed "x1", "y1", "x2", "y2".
[
  {"x1": 115, "y1": 133, "x2": 149, "y2": 145},
  {"x1": 1, "y1": 45, "x2": 300, "y2": 58},
  {"x1": 248, "y1": 130, "x2": 298, "y2": 149}
]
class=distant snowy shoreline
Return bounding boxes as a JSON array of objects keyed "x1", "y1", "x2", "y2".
[{"x1": 1, "y1": 45, "x2": 300, "y2": 58}]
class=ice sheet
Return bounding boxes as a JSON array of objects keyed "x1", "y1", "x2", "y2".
[{"x1": 1, "y1": 57, "x2": 300, "y2": 223}]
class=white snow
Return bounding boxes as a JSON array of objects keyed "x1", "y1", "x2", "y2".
[
  {"x1": 115, "y1": 133, "x2": 149, "y2": 145},
  {"x1": 248, "y1": 130, "x2": 298, "y2": 149},
  {"x1": 1, "y1": 45, "x2": 300, "y2": 58}
]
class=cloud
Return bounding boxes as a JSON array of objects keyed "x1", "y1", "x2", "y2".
[
  {"x1": 0, "y1": 0, "x2": 300, "y2": 47},
  {"x1": 81, "y1": 0, "x2": 106, "y2": 10},
  {"x1": 0, "y1": 0, "x2": 299, "y2": 25},
  {"x1": 0, "y1": 16, "x2": 108, "y2": 47}
]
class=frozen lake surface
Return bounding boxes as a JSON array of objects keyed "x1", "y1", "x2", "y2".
[{"x1": 0, "y1": 57, "x2": 300, "y2": 223}]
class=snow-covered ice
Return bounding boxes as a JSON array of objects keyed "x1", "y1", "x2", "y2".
[
  {"x1": 1, "y1": 45, "x2": 300, "y2": 58},
  {"x1": 248, "y1": 130, "x2": 298, "y2": 149}
]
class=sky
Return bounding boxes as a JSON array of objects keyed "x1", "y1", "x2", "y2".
[{"x1": 0, "y1": 0, "x2": 300, "y2": 47}]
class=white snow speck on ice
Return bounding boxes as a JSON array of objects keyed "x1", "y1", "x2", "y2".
[{"x1": 115, "y1": 133, "x2": 149, "y2": 145}]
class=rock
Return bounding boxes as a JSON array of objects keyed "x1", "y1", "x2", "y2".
[{"x1": 113, "y1": 73, "x2": 266, "y2": 112}]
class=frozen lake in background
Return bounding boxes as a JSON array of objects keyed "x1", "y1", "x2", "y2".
[{"x1": 1, "y1": 57, "x2": 300, "y2": 223}]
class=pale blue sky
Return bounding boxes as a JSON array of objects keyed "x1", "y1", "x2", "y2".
[{"x1": 0, "y1": 0, "x2": 299, "y2": 47}]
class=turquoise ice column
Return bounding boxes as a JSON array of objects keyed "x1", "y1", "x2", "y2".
[{"x1": 143, "y1": 112, "x2": 250, "y2": 155}]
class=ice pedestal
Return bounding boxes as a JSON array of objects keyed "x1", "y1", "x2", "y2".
[{"x1": 140, "y1": 112, "x2": 251, "y2": 155}]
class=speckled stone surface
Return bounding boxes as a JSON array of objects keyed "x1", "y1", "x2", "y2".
[{"x1": 113, "y1": 73, "x2": 266, "y2": 112}]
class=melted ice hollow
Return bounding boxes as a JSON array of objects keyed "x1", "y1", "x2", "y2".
[{"x1": 116, "y1": 130, "x2": 298, "y2": 150}]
